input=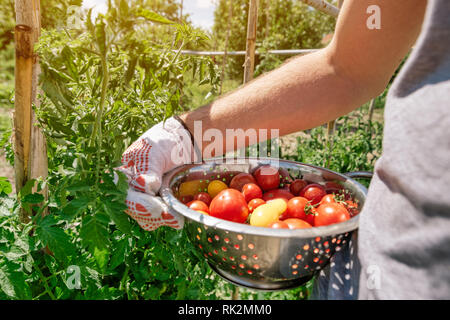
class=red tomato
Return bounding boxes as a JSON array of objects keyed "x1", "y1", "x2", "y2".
[
  {"x1": 319, "y1": 193, "x2": 336, "y2": 205},
  {"x1": 262, "y1": 189, "x2": 294, "y2": 202},
  {"x1": 314, "y1": 203, "x2": 350, "y2": 227},
  {"x1": 268, "y1": 220, "x2": 289, "y2": 229},
  {"x1": 289, "y1": 179, "x2": 308, "y2": 196},
  {"x1": 248, "y1": 198, "x2": 265, "y2": 213},
  {"x1": 283, "y1": 218, "x2": 312, "y2": 229},
  {"x1": 229, "y1": 173, "x2": 256, "y2": 191},
  {"x1": 300, "y1": 184, "x2": 327, "y2": 205},
  {"x1": 284, "y1": 197, "x2": 315, "y2": 225},
  {"x1": 186, "y1": 200, "x2": 210, "y2": 213},
  {"x1": 179, "y1": 195, "x2": 193, "y2": 204},
  {"x1": 193, "y1": 192, "x2": 212, "y2": 206},
  {"x1": 242, "y1": 183, "x2": 263, "y2": 203},
  {"x1": 209, "y1": 189, "x2": 249, "y2": 223},
  {"x1": 253, "y1": 165, "x2": 280, "y2": 191}
]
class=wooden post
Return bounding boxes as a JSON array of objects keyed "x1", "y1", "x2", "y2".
[
  {"x1": 14, "y1": 0, "x2": 48, "y2": 222},
  {"x1": 243, "y1": 0, "x2": 258, "y2": 84},
  {"x1": 300, "y1": 0, "x2": 340, "y2": 18},
  {"x1": 14, "y1": 24, "x2": 33, "y2": 196},
  {"x1": 219, "y1": 0, "x2": 233, "y2": 95},
  {"x1": 323, "y1": 0, "x2": 342, "y2": 168}
]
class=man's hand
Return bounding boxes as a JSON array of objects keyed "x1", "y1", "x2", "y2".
[{"x1": 117, "y1": 117, "x2": 197, "y2": 231}]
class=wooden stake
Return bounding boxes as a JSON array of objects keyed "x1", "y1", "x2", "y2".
[
  {"x1": 219, "y1": 0, "x2": 233, "y2": 95},
  {"x1": 300, "y1": 0, "x2": 340, "y2": 18},
  {"x1": 14, "y1": 24, "x2": 33, "y2": 197},
  {"x1": 243, "y1": 0, "x2": 258, "y2": 84},
  {"x1": 14, "y1": 0, "x2": 48, "y2": 222},
  {"x1": 323, "y1": 0, "x2": 343, "y2": 168}
]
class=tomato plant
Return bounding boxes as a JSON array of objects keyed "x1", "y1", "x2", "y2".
[{"x1": 0, "y1": 1, "x2": 231, "y2": 300}]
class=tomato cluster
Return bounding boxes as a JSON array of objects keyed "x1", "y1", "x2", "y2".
[{"x1": 177, "y1": 165, "x2": 360, "y2": 229}]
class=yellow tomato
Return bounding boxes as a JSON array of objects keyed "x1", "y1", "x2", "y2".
[
  {"x1": 207, "y1": 180, "x2": 228, "y2": 198},
  {"x1": 250, "y1": 199, "x2": 287, "y2": 227},
  {"x1": 178, "y1": 180, "x2": 209, "y2": 197}
]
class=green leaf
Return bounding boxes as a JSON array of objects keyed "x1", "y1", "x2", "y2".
[
  {"x1": 109, "y1": 236, "x2": 130, "y2": 270},
  {"x1": 0, "y1": 261, "x2": 32, "y2": 299},
  {"x1": 18, "y1": 179, "x2": 36, "y2": 198},
  {"x1": 0, "y1": 178, "x2": 12, "y2": 195},
  {"x1": 61, "y1": 197, "x2": 92, "y2": 220},
  {"x1": 35, "y1": 215, "x2": 76, "y2": 263},
  {"x1": 93, "y1": 246, "x2": 109, "y2": 273},
  {"x1": 22, "y1": 193, "x2": 44, "y2": 204},
  {"x1": 102, "y1": 199, "x2": 131, "y2": 234},
  {"x1": 136, "y1": 9, "x2": 175, "y2": 25},
  {"x1": 80, "y1": 213, "x2": 110, "y2": 253}
]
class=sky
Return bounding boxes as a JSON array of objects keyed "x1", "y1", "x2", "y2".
[{"x1": 82, "y1": 0, "x2": 216, "y2": 30}]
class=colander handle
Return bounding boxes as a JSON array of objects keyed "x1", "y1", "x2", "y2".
[{"x1": 344, "y1": 171, "x2": 373, "y2": 179}]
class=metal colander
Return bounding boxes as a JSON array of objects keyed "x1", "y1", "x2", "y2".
[{"x1": 160, "y1": 158, "x2": 370, "y2": 291}]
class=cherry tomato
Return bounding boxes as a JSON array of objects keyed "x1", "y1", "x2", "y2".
[
  {"x1": 242, "y1": 183, "x2": 263, "y2": 202},
  {"x1": 289, "y1": 179, "x2": 308, "y2": 196},
  {"x1": 207, "y1": 180, "x2": 228, "y2": 198},
  {"x1": 283, "y1": 218, "x2": 312, "y2": 229},
  {"x1": 178, "y1": 195, "x2": 193, "y2": 204},
  {"x1": 253, "y1": 165, "x2": 280, "y2": 191},
  {"x1": 248, "y1": 198, "x2": 265, "y2": 213},
  {"x1": 262, "y1": 189, "x2": 294, "y2": 202},
  {"x1": 229, "y1": 173, "x2": 256, "y2": 191},
  {"x1": 283, "y1": 197, "x2": 314, "y2": 225},
  {"x1": 178, "y1": 180, "x2": 209, "y2": 197},
  {"x1": 319, "y1": 193, "x2": 336, "y2": 205},
  {"x1": 186, "y1": 200, "x2": 210, "y2": 213},
  {"x1": 314, "y1": 203, "x2": 350, "y2": 227},
  {"x1": 250, "y1": 199, "x2": 287, "y2": 227},
  {"x1": 209, "y1": 189, "x2": 249, "y2": 223},
  {"x1": 299, "y1": 183, "x2": 327, "y2": 205},
  {"x1": 268, "y1": 220, "x2": 289, "y2": 229},
  {"x1": 193, "y1": 192, "x2": 212, "y2": 206}
]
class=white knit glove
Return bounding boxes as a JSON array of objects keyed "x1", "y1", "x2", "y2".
[{"x1": 117, "y1": 117, "x2": 198, "y2": 231}]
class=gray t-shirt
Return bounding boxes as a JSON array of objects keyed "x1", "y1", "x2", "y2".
[{"x1": 313, "y1": 0, "x2": 450, "y2": 299}]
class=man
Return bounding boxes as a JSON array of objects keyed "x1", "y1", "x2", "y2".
[{"x1": 119, "y1": 0, "x2": 450, "y2": 299}]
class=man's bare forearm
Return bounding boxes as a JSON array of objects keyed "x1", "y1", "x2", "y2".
[{"x1": 180, "y1": 49, "x2": 371, "y2": 154}]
